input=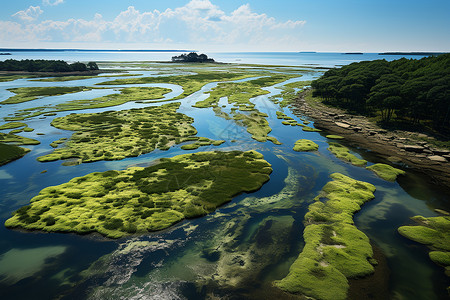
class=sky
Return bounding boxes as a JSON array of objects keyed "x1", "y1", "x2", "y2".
[{"x1": 1, "y1": 0, "x2": 449, "y2": 52}]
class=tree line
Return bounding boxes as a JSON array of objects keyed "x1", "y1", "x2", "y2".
[
  {"x1": 171, "y1": 52, "x2": 215, "y2": 63},
  {"x1": 311, "y1": 54, "x2": 450, "y2": 134},
  {"x1": 0, "y1": 59, "x2": 99, "y2": 72}
]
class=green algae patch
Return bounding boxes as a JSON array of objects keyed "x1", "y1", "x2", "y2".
[
  {"x1": 0, "y1": 132, "x2": 40, "y2": 145},
  {"x1": 0, "y1": 122, "x2": 27, "y2": 130},
  {"x1": 328, "y1": 142, "x2": 367, "y2": 167},
  {"x1": 233, "y1": 111, "x2": 280, "y2": 144},
  {"x1": 5, "y1": 86, "x2": 171, "y2": 121},
  {"x1": 193, "y1": 74, "x2": 295, "y2": 109},
  {"x1": 5, "y1": 150, "x2": 272, "y2": 239},
  {"x1": 270, "y1": 80, "x2": 311, "y2": 107},
  {"x1": 326, "y1": 135, "x2": 344, "y2": 140},
  {"x1": 0, "y1": 143, "x2": 30, "y2": 166},
  {"x1": 2, "y1": 87, "x2": 91, "y2": 104},
  {"x1": 366, "y1": 163, "x2": 405, "y2": 181},
  {"x1": 302, "y1": 126, "x2": 322, "y2": 132},
  {"x1": 293, "y1": 139, "x2": 319, "y2": 152},
  {"x1": 398, "y1": 215, "x2": 450, "y2": 294},
  {"x1": 99, "y1": 72, "x2": 254, "y2": 100},
  {"x1": 31, "y1": 73, "x2": 141, "y2": 82},
  {"x1": 38, "y1": 102, "x2": 223, "y2": 163},
  {"x1": 180, "y1": 138, "x2": 225, "y2": 150},
  {"x1": 275, "y1": 173, "x2": 377, "y2": 300}
]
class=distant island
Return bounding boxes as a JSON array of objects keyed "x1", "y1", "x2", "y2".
[
  {"x1": 343, "y1": 52, "x2": 364, "y2": 55},
  {"x1": 379, "y1": 52, "x2": 447, "y2": 56},
  {"x1": 171, "y1": 52, "x2": 215, "y2": 63},
  {"x1": 0, "y1": 59, "x2": 99, "y2": 73},
  {"x1": 0, "y1": 53, "x2": 11, "y2": 55}
]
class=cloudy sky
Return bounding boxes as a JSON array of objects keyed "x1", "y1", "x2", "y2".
[{"x1": 1, "y1": 0, "x2": 449, "y2": 52}]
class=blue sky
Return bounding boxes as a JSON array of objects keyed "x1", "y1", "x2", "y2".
[{"x1": 1, "y1": 0, "x2": 449, "y2": 52}]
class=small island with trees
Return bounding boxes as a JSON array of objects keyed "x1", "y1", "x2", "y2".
[
  {"x1": 171, "y1": 52, "x2": 215, "y2": 63},
  {"x1": 0, "y1": 59, "x2": 99, "y2": 73}
]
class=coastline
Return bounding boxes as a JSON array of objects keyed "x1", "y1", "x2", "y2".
[{"x1": 292, "y1": 91, "x2": 450, "y2": 190}]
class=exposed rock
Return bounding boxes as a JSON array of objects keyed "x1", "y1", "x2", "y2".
[
  {"x1": 428, "y1": 155, "x2": 447, "y2": 162},
  {"x1": 335, "y1": 122, "x2": 351, "y2": 129},
  {"x1": 432, "y1": 149, "x2": 450, "y2": 156},
  {"x1": 352, "y1": 127, "x2": 363, "y2": 132},
  {"x1": 404, "y1": 145, "x2": 425, "y2": 153}
]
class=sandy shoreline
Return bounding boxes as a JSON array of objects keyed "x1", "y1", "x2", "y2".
[{"x1": 292, "y1": 91, "x2": 450, "y2": 190}]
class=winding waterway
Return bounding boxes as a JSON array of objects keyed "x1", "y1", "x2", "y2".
[{"x1": 0, "y1": 53, "x2": 448, "y2": 299}]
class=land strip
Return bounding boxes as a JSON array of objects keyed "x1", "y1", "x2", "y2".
[{"x1": 293, "y1": 91, "x2": 450, "y2": 189}]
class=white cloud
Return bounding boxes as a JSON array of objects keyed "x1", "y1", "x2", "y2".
[
  {"x1": 43, "y1": 0, "x2": 64, "y2": 6},
  {"x1": 12, "y1": 6, "x2": 43, "y2": 22},
  {"x1": 2, "y1": 1, "x2": 306, "y2": 50}
]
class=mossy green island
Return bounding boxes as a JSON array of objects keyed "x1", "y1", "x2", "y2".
[
  {"x1": 0, "y1": 143, "x2": 30, "y2": 166},
  {"x1": 5, "y1": 150, "x2": 272, "y2": 239},
  {"x1": 328, "y1": 142, "x2": 367, "y2": 167},
  {"x1": 38, "y1": 102, "x2": 223, "y2": 163},
  {"x1": 366, "y1": 163, "x2": 405, "y2": 181},
  {"x1": 293, "y1": 139, "x2": 319, "y2": 152},
  {"x1": 398, "y1": 215, "x2": 450, "y2": 294},
  {"x1": 275, "y1": 173, "x2": 377, "y2": 300}
]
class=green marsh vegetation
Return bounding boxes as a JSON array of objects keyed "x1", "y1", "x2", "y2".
[
  {"x1": 31, "y1": 73, "x2": 142, "y2": 82},
  {"x1": 0, "y1": 122, "x2": 27, "y2": 130},
  {"x1": 0, "y1": 143, "x2": 30, "y2": 166},
  {"x1": 366, "y1": 163, "x2": 405, "y2": 181},
  {"x1": 38, "y1": 102, "x2": 224, "y2": 163},
  {"x1": 2, "y1": 86, "x2": 92, "y2": 104},
  {"x1": 326, "y1": 134, "x2": 344, "y2": 140},
  {"x1": 398, "y1": 214, "x2": 450, "y2": 294},
  {"x1": 327, "y1": 142, "x2": 367, "y2": 167},
  {"x1": 270, "y1": 80, "x2": 311, "y2": 107},
  {"x1": 275, "y1": 173, "x2": 377, "y2": 300},
  {"x1": 311, "y1": 54, "x2": 450, "y2": 135},
  {"x1": 6, "y1": 150, "x2": 272, "y2": 239},
  {"x1": 5, "y1": 86, "x2": 171, "y2": 121},
  {"x1": 293, "y1": 139, "x2": 319, "y2": 152},
  {"x1": 0, "y1": 75, "x2": 35, "y2": 82},
  {"x1": 98, "y1": 71, "x2": 256, "y2": 100},
  {"x1": 0, "y1": 132, "x2": 40, "y2": 145}
]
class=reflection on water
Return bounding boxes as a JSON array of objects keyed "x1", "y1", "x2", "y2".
[{"x1": 0, "y1": 65, "x2": 448, "y2": 299}]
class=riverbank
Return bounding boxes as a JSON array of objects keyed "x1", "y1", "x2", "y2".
[
  {"x1": 0, "y1": 70, "x2": 108, "y2": 77},
  {"x1": 292, "y1": 91, "x2": 450, "y2": 189}
]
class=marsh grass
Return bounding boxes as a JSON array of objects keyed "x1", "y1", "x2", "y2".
[
  {"x1": 6, "y1": 150, "x2": 272, "y2": 238},
  {"x1": 38, "y1": 102, "x2": 223, "y2": 163},
  {"x1": 0, "y1": 143, "x2": 30, "y2": 165},
  {"x1": 275, "y1": 173, "x2": 377, "y2": 299},
  {"x1": 2, "y1": 87, "x2": 91, "y2": 104}
]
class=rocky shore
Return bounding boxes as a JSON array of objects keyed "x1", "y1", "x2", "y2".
[{"x1": 292, "y1": 91, "x2": 450, "y2": 189}]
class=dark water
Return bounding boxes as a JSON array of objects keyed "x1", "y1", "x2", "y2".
[{"x1": 0, "y1": 57, "x2": 448, "y2": 300}]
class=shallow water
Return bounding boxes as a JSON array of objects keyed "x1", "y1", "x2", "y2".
[{"x1": 0, "y1": 60, "x2": 448, "y2": 299}]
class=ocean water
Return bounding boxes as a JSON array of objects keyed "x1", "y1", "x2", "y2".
[
  {"x1": 0, "y1": 50, "x2": 433, "y2": 68},
  {"x1": 0, "y1": 52, "x2": 448, "y2": 300}
]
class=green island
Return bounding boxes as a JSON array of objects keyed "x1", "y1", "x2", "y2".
[
  {"x1": 275, "y1": 173, "x2": 377, "y2": 300},
  {"x1": 0, "y1": 122, "x2": 27, "y2": 130},
  {"x1": 0, "y1": 143, "x2": 30, "y2": 166},
  {"x1": 5, "y1": 150, "x2": 272, "y2": 239},
  {"x1": 37, "y1": 102, "x2": 224, "y2": 163},
  {"x1": 328, "y1": 142, "x2": 367, "y2": 166},
  {"x1": 293, "y1": 139, "x2": 319, "y2": 152},
  {"x1": 0, "y1": 75, "x2": 35, "y2": 82},
  {"x1": 193, "y1": 75, "x2": 296, "y2": 109},
  {"x1": 2, "y1": 87, "x2": 92, "y2": 104},
  {"x1": 233, "y1": 111, "x2": 281, "y2": 144},
  {"x1": 5, "y1": 86, "x2": 171, "y2": 121},
  {"x1": 0, "y1": 132, "x2": 40, "y2": 145},
  {"x1": 98, "y1": 71, "x2": 255, "y2": 100},
  {"x1": 270, "y1": 80, "x2": 311, "y2": 107},
  {"x1": 326, "y1": 135, "x2": 344, "y2": 140},
  {"x1": 366, "y1": 163, "x2": 405, "y2": 181},
  {"x1": 398, "y1": 215, "x2": 450, "y2": 294},
  {"x1": 31, "y1": 73, "x2": 141, "y2": 82}
]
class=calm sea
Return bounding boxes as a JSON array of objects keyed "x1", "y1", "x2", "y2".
[{"x1": 0, "y1": 50, "x2": 433, "y2": 67}]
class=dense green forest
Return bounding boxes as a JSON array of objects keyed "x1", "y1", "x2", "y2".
[
  {"x1": 311, "y1": 54, "x2": 450, "y2": 134},
  {"x1": 0, "y1": 59, "x2": 99, "y2": 72}
]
